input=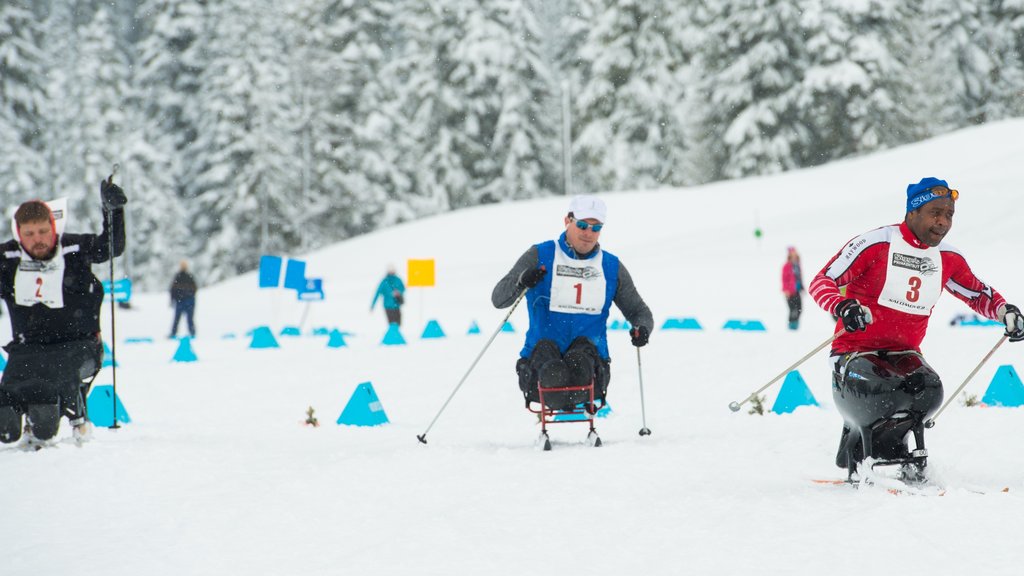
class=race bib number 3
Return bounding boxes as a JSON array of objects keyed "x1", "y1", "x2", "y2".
[
  {"x1": 877, "y1": 232, "x2": 941, "y2": 316},
  {"x1": 549, "y1": 249, "x2": 607, "y2": 315}
]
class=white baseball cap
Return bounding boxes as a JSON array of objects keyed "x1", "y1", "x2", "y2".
[{"x1": 568, "y1": 195, "x2": 607, "y2": 223}]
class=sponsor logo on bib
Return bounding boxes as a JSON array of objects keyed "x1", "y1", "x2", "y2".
[
  {"x1": 891, "y1": 253, "x2": 938, "y2": 276},
  {"x1": 555, "y1": 264, "x2": 602, "y2": 279}
]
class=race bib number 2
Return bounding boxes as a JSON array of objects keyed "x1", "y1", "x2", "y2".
[{"x1": 14, "y1": 248, "x2": 66, "y2": 309}]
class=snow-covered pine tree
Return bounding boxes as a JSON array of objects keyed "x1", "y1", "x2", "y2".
[
  {"x1": 999, "y1": 0, "x2": 1024, "y2": 117},
  {"x1": 0, "y1": 0, "x2": 47, "y2": 202},
  {"x1": 573, "y1": 0, "x2": 694, "y2": 192},
  {"x1": 314, "y1": 0, "x2": 414, "y2": 236},
  {"x1": 798, "y1": 0, "x2": 923, "y2": 164},
  {"x1": 920, "y1": 0, "x2": 1024, "y2": 126},
  {"x1": 388, "y1": 0, "x2": 494, "y2": 212},
  {"x1": 188, "y1": 0, "x2": 302, "y2": 281},
  {"x1": 39, "y1": 4, "x2": 127, "y2": 230},
  {"x1": 472, "y1": 0, "x2": 560, "y2": 203},
  {"x1": 134, "y1": 0, "x2": 205, "y2": 194},
  {"x1": 692, "y1": 0, "x2": 809, "y2": 180}
]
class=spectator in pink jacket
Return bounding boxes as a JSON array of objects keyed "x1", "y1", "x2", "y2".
[{"x1": 782, "y1": 247, "x2": 804, "y2": 330}]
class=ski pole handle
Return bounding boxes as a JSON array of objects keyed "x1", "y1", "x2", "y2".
[
  {"x1": 729, "y1": 331, "x2": 841, "y2": 412},
  {"x1": 926, "y1": 334, "x2": 1008, "y2": 428},
  {"x1": 107, "y1": 163, "x2": 120, "y2": 186}
]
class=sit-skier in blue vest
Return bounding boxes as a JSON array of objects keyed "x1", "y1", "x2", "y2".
[{"x1": 491, "y1": 195, "x2": 653, "y2": 411}]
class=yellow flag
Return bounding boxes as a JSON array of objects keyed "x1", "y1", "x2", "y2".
[{"x1": 407, "y1": 259, "x2": 435, "y2": 287}]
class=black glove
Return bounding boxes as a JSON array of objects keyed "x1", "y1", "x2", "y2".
[
  {"x1": 100, "y1": 179, "x2": 127, "y2": 210},
  {"x1": 1002, "y1": 304, "x2": 1024, "y2": 342},
  {"x1": 836, "y1": 298, "x2": 872, "y2": 333},
  {"x1": 630, "y1": 325, "x2": 650, "y2": 347},
  {"x1": 517, "y1": 266, "x2": 547, "y2": 290}
]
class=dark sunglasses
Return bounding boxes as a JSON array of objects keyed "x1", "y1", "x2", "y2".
[{"x1": 572, "y1": 218, "x2": 604, "y2": 232}]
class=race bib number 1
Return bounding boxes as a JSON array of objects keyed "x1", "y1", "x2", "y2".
[{"x1": 549, "y1": 249, "x2": 607, "y2": 315}]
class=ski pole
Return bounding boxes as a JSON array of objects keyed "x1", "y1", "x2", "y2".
[
  {"x1": 417, "y1": 288, "x2": 527, "y2": 444},
  {"x1": 728, "y1": 331, "x2": 841, "y2": 412},
  {"x1": 925, "y1": 334, "x2": 1008, "y2": 428},
  {"x1": 636, "y1": 346, "x2": 651, "y2": 436},
  {"x1": 106, "y1": 163, "x2": 121, "y2": 429}
]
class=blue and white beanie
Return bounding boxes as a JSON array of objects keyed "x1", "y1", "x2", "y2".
[{"x1": 906, "y1": 177, "x2": 951, "y2": 213}]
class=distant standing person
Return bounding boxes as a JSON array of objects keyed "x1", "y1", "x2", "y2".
[
  {"x1": 782, "y1": 246, "x2": 804, "y2": 330},
  {"x1": 169, "y1": 261, "x2": 198, "y2": 338},
  {"x1": 371, "y1": 266, "x2": 405, "y2": 327}
]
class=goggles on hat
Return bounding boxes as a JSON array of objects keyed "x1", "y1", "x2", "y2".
[
  {"x1": 909, "y1": 185, "x2": 958, "y2": 210},
  {"x1": 572, "y1": 218, "x2": 603, "y2": 232}
]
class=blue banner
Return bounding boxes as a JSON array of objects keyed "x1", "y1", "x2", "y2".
[
  {"x1": 101, "y1": 278, "x2": 132, "y2": 303},
  {"x1": 258, "y1": 255, "x2": 283, "y2": 288}
]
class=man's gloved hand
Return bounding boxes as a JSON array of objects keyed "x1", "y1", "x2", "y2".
[
  {"x1": 100, "y1": 179, "x2": 127, "y2": 210},
  {"x1": 517, "y1": 266, "x2": 547, "y2": 290},
  {"x1": 630, "y1": 325, "x2": 650, "y2": 347},
  {"x1": 1001, "y1": 304, "x2": 1024, "y2": 342},
  {"x1": 836, "y1": 298, "x2": 872, "y2": 333}
]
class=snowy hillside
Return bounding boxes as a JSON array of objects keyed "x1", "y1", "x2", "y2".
[{"x1": 3, "y1": 120, "x2": 1024, "y2": 575}]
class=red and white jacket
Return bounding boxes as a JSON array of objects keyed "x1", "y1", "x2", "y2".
[{"x1": 811, "y1": 222, "x2": 1006, "y2": 353}]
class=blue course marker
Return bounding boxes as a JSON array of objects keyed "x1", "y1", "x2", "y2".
[
  {"x1": 982, "y1": 365, "x2": 1024, "y2": 407},
  {"x1": 382, "y1": 323, "x2": 406, "y2": 346},
  {"x1": 87, "y1": 385, "x2": 131, "y2": 427},
  {"x1": 662, "y1": 318, "x2": 702, "y2": 330},
  {"x1": 723, "y1": 319, "x2": 767, "y2": 331},
  {"x1": 249, "y1": 326, "x2": 280, "y2": 349},
  {"x1": 771, "y1": 371, "x2": 819, "y2": 414},
  {"x1": 421, "y1": 320, "x2": 446, "y2": 339},
  {"x1": 171, "y1": 336, "x2": 198, "y2": 363},
  {"x1": 327, "y1": 330, "x2": 348, "y2": 348},
  {"x1": 337, "y1": 382, "x2": 389, "y2": 426}
]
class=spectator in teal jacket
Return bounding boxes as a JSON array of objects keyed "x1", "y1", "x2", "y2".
[{"x1": 371, "y1": 266, "x2": 406, "y2": 326}]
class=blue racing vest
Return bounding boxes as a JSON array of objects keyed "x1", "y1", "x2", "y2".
[{"x1": 521, "y1": 233, "x2": 619, "y2": 359}]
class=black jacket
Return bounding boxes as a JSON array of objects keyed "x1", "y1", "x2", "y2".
[
  {"x1": 0, "y1": 209, "x2": 125, "y2": 345},
  {"x1": 170, "y1": 271, "x2": 198, "y2": 302}
]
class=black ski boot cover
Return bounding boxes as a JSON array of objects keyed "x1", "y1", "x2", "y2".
[
  {"x1": 26, "y1": 404, "x2": 60, "y2": 441},
  {"x1": 0, "y1": 406, "x2": 22, "y2": 443}
]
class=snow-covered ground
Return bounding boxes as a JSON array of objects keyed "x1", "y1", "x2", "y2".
[{"x1": 3, "y1": 120, "x2": 1024, "y2": 575}]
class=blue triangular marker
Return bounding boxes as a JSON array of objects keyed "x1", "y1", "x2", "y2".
[
  {"x1": 662, "y1": 317, "x2": 702, "y2": 330},
  {"x1": 337, "y1": 382, "x2": 389, "y2": 426},
  {"x1": 771, "y1": 371, "x2": 819, "y2": 414},
  {"x1": 421, "y1": 320, "x2": 446, "y2": 339},
  {"x1": 982, "y1": 365, "x2": 1024, "y2": 407},
  {"x1": 279, "y1": 326, "x2": 301, "y2": 337},
  {"x1": 102, "y1": 341, "x2": 119, "y2": 367},
  {"x1": 249, "y1": 326, "x2": 280, "y2": 349},
  {"x1": 0, "y1": 352, "x2": 6, "y2": 371},
  {"x1": 171, "y1": 336, "x2": 198, "y2": 362},
  {"x1": 382, "y1": 323, "x2": 406, "y2": 345},
  {"x1": 501, "y1": 322, "x2": 515, "y2": 333},
  {"x1": 311, "y1": 327, "x2": 331, "y2": 336},
  {"x1": 723, "y1": 319, "x2": 767, "y2": 331},
  {"x1": 327, "y1": 329, "x2": 347, "y2": 348},
  {"x1": 467, "y1": 321, "x2": 481, "y2": 335},
  {"x1": 86, "y1": 385, "x2": 131, "y2": 427}
]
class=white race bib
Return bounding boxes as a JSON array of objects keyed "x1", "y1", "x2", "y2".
[
  {"x1": 14, "y1": 245, "x2": 66, "y2": 309},
  {"x1": 549, "y1": 248, "x2": 607, "y2": 315},
  {"x1": 877, "y1": 231, "x2": 942, "y2": 316}
]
